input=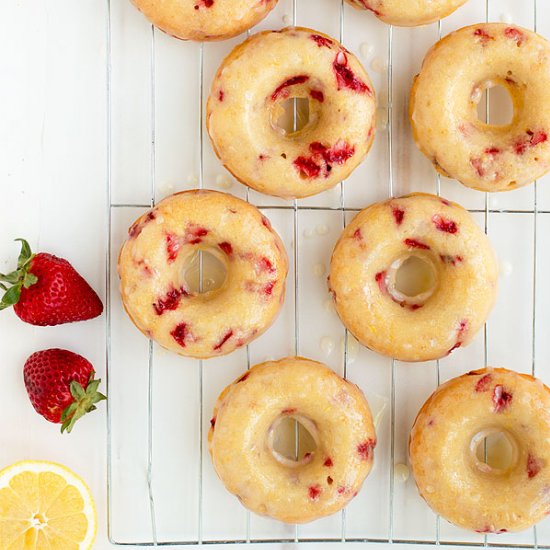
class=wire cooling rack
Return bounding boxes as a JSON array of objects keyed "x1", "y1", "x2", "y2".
[{"x1": 105, "y1": 0, "x2": 550, "y2": 546}]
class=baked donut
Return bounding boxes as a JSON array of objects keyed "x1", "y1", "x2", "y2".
[
  {"x1": 118, "y1": 190, "x2": 288, "y2": 359},
  {"x1": 411, "y1": 23, "x2": 550, "y2": 192},
  {"x1": 345, "y1": 0, "x2": 468, "y2": 27},
  {"x1": 328, "y1": 193, "x2": 498, "y2": 362},
  {"x1": 130, "y1": 0, "x2": 278, "y2": 42},
  {"x1": 206, "y1": 27, "x2": 376, "y2": 199},
  {"x1": 410, "y1": 368, "x2": 550, "y2": 533},
  {"x1": 209, "y1": 357, "x2": 376, "y2": 523}
]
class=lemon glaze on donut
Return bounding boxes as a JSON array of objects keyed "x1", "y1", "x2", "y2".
[
  {"x1": 410, "y1": 368, "x2": 550, "y2": 533},
  {"x1": 208, "y1": 357, "x2": 376, "y2": 524},
  {"x1": 345, "y1": 0, "x2": 468, "y2": 27},
  {"x1": 118, "y1": 190, "x2": 288, "y2": 359},
  {"x1": 206, "y1": 27, "x2": 376, "y2": 199},
  {"x1": 411, "y1": 23, "x2": 550, "y2": 192},
  {"x1": 328, "y1": 193, "x2": 498, "y2": 362},
  {"x1": 130, "y1": 0, "x2": 278, "y2": 42}
]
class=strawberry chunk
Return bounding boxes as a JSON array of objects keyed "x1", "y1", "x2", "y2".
[
  {"x1": 333, "y1": 51, "x2": 371, "y2": 94},
  {"x1": 404, "y1": 238, "x2": 430, "y2": 250},
  {"x1": 492, "y1": 385, "x2": 512, "y2": 413},
  {"x1": 357, "y1": 439, "x2": 376, "y2": 461},
  {"x1": 432, "y1": 215, "x2": 458, "y2": 234},
  {"x1": 271, "y1": 75, "x2": 310, "y2": 101},
  {"x1": 310, "y1": 34, "x2": 333, "y2": 48}
]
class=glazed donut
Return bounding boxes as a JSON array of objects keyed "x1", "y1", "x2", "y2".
[
  {"x1": 410, "y1": 368, "x2": 550, "y2": 533},
  {"x1": 206, "y1": 27, "x2": 376, "y2": 199},
  {"x1": 345, "y1": 0, "x2": 468, "y2": 27},
  {"x1": 130, "y1": 0, "x2": 277, "y2": 42},
  {"x1": 118, "y1": 190, "x2": 288, "y2": 359},
  {"x1": 328, "y1": 193, "x2": 498, "y2": 362},
  {"x1": 411, "y1": 23, "x2": 550, "y2": 192},
  {"x1": 209, "y1": 357, "x2": 376, "y2": 523}
]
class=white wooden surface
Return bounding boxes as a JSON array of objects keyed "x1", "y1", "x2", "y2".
[{"x1": 1, "y1": 1, "x2": 550, "y2": 548}]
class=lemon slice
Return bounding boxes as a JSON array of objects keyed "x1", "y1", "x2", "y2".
[{"x1": 0, "y1": 460, "x2": 96, "y2": 549}]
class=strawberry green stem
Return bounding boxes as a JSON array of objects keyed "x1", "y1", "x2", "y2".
[
  {"x1": 60, "y1": 372, "x2": 107, "y2": 434},
  {"x1": 0, "y1": 239, "x2": 37, "y2": 311}
]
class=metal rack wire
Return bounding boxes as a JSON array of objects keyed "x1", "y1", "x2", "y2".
[{"x1": 106, "y1": 0, "x2": 546, "y2": 546}]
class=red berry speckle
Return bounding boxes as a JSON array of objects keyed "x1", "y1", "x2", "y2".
[
  {"x1": 186, "y1": 225, "x2": 209, "y2": 245},
  {"x1": 282, "y1": 407, "x2": 297, "y2": 415},
  {"x1": 514, "y1": 130, "x2": 548, "y2": 155},
  {"x1": 440, "y1": 254, "x2": 463, "y2": 266},
  {"x1": 492, "y1": 385, "x2": 513, "y2": 413},
  {"x1": 271, "y1": 75, "x2": 310, "y2": 101},
  {"x1": 257, "y1": 257, "x2": 276, "y2": 274},
  {"x1": 214, "y1": 330, "x2": 233, "y2": 351},
  {"x1": 153, "y1": 286, "x2": 188, "y2": 315},
  {"x1": 527, "y1": 454, "x2": 543, "y2": 478},
  {"x1": 263, "y1": 281, "x2": 276, "y2": 296},
  {"x1": 357, "y1": 439, "x2": 376, "y2": 461},
  {"x1": 129, "y1": 211, "x2": 156, "y2": 239},
  {"x1": 504, "y1": 27, "x2": 526, "y2": 46},
  {"x1": 218, "y1": 89, "x2": 225, "y2": 102},
  {"x1": 475, "y1": 374, "x2": 492, "y2": 392},
  {"x1": 237, "y1": 372, "x2": 250, "y2": 383},
  {"x1": 447, "y1": 320, "x2": 468, "y2": 356},
  {"x1": 375, "y1": 271, "x2": 387, "y2": 294},
  {"x1": 294, "y1": 140, "x2": 355, "y2": 179},
  {"x1": 392, "y1": 207, "x2": 405, "y2": 226},
  {"x1": 166, "y1": 234, "x2": 182, "y2": 262},
  {"x1": 171, "y1": 323, "x2": 191, "y2": 348},
  {"x1": 324, "y1": 457, "x2": 333, "y2": 467},
  {"x1": 432, "y1": 215, "x2": 458, "y2": 234},
  {"x1": 353, "y1": 228, "x2": 362, "y2": 241},
  {"x1": 210, "y1": 417, "x2": 216, "y2": 428},
  {"x1": 218, "y1": 242, "x2": 233, "y2": 256},
  {"x1": 310, "y1": 34, "x2": 333, "y2": 48},
  {"x1": 308, "y1": 484, "x2": 322, "y2": 501},
  {"x1": 358, "y1": 0, "x2": 381, "y2": 15},
  {"x1": 333, "y1": 51, "x2": 371, "y2": 94},
  {"x1": 474, "y1": 28, "x2": 494, "y2": 44},
  {"x1": 194, "y1": 0, "x2": 213, "y2": 8},
  {"x1": 294, "y1": 156, "x2": 321, "y2": 179},
  {"x1": 404, "y1": 238, "x2": 430, "y2": 250},
  {"x1": 310, "y1": 89, "x2": 325, "y2": 102}
]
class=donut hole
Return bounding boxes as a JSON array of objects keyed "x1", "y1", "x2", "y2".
[
  {"x1": 273, "y1": 97, "x2": 311, "y2": 135},
  {"x1": 182, "y1": 250, "x2": 227, "y2": 294},
  {"x1": 475, "y1": 83, "x2": 514, "y2": 126},
  {"x1": 387, "y1": 255, "x2": 438, "y2": 306},
  {"x1": 267, "y1": 415, "x2": 319, "y2": 467},
  {"x1": 471, "y1": 429, "x2": 519, "y2": 474}
]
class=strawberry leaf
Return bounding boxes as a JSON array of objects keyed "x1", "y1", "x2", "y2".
[
  {"x1": 0, "y1": 285, "x2": 22, "y2": 310},
  {"x1": 61, "y1": 402, "x2": 78, "y2": 422},
  {"x1": 60, "y1": 374, "x2": 106, "y2": 434},
  {"x1": 0, "y1": 239, "x2": 37, "y2": 312},
  {"x1": 69, "y1": 380, "x2": 86, "y2": 401},
  {"x1": 23, "y1": 273, "x2": 38, "y2": 288},
  {"x1": 15, "y1": 238, "x2": 33, "y2": 269},
  {"x1": 0, "y1": 271, "x2": 22, "y2": 284}
]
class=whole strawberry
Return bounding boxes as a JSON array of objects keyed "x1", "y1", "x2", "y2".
[
  {"x1": 24, "y1": 348, "x2": 106, "y2": 433},
  {"x1": 0, "y1": 239, "x2": 103, "y2": 325}
]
